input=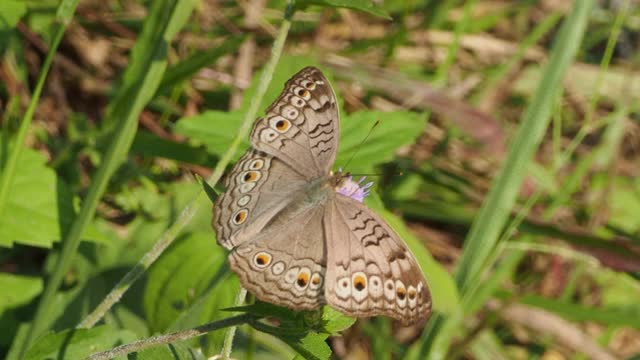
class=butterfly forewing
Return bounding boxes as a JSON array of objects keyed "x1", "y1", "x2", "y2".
[
  {"x1": 213, "y1": 150, "x2": 307, "y2": 249},
  {"x1": 249, "y1": 67, "x2": 339, "y2": 179}
]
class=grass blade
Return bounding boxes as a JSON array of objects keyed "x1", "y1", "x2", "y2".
[
  {"x1": 409, "y1": 1, "x2": 596, "y2": 358},
  {"x1": 17, "y1": 0, "x2": 197, "y2": 356}
]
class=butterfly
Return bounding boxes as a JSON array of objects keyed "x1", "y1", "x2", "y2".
[{"x1": 213, "y1": 67, "x2": 431, "y2": 325}]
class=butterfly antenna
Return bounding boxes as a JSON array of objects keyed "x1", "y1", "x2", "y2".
[
  {"x1": 350, "y1": 170, "x2": 404, "y2": 177},
  {"x1": 342, "y1": 120, "x2": 380, "y2": 170}
]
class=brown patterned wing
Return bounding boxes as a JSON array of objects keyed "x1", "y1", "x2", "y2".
[
  {"x1": 250, "y1": 67, "x2": 339, "y2": 180},
  {"x1": 228, "y1": 203, "x2": 328, "y2": 310},
  {"x1": 323, "y1": 194, "x2": 432, "y2": 325},
  {"x1": 213, "y1": 149, "x2": 307, "y2": 250}
]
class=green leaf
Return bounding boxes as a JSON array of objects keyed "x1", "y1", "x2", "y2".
[
  {"x1": 0, "y1": 147, "x2": 108, "y2": 248},
  {"x1": 23, "y1": 325, "x2": 137, "y2": 360},
  {"x1": 0, "y1": 273, "x2": 43, "y2": 313},
  {"x1": 174, "y1": 111, "x2": 247, "y2": 160},
  {"x1": 144, "y1": 232, "x2": 231, "y2": 331},
  {"x1": 297, "y1": 0, "x2": 392, "y2": 19},
  {"x1": 0, "y1": 0, "x2": 27, "y2": 29},
  {"x1": 607, "y1": 177, "x2": 640, "y2": 233},
  {"x1": 337, "y1": 111, "x2": 427, "y2": 173},
  {"x1": 227, "y1": 301, "x2": 301, "y2": 322},
  {"x1": 287, "y1": 332, "x2": 331, "y2": 360},
  {"x1": 175, "y1": 109, "x2": 426, "y2": 175},
  {"x1": 144, "y1": 231, "x2": 237, "y2": 355},
  {"x1": 131, "y1": 131, "x2": 215, "y2": 166},
  {"x1": 157, "y1": 35, "x2": 246, "y2": 95},
  {"x1": 321, "y1": 306, "x2": 356, "y2": 334},
  {"x1": 114, "y1": 182, "x2": 213, "y2": 265},
  {"x1": 197, "y1": 175, "x2": 219, "y2": 203}
]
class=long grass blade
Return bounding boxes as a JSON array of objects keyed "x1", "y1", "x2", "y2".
[{"x1": 17, "y1": 0, "x2": 197, "y2": 356}]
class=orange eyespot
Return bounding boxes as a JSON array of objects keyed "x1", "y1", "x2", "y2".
[
  {"x1": 243, "y1": 171, "x2": 259, "y2": 182},
  {"x1": 408, "y1": 288, "x2": 417, "y2": 300},
  {"x1": 233, "y1": 209, "x2": 248, "y2": 224},
  {"x1": 311, "y1": 275, "x2": 321, "y2": 285},
  {"x1": 303, "y1": 81, "x2": 316, "y2": 90},
  {"x1": 275, "y1": 119, "x2": 290, "y2": 132},
  {"x1": 297, "y1": 272, "x2": 309, "y2": 287},
  {"x1": 297, "y1": 88, "x2": 310, "y2": 98},
  {"x1": 254, "y1": 252, "x2": 272, "y2": 267},
  {"x1": 353, "y1": 275, "x2": 367, "y2": 291},
  {"x1": 396, "y1": 288, "x2": 406, "y2": 300}
]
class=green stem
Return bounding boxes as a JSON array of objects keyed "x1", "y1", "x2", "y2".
[
  {"x1": 78, "y1": 0, "x2": 295, "y2": 329},
  {"x1": 86, "y1": 314, "x2": 256, "y2": 360},
  {"x1": 220, "y1": 288, "x2": 248, "y2": 359}
]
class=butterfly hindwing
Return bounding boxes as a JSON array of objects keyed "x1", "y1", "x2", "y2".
[
  {"x1": 323, "y1": 194, "x2": 432, "y2": 325},
  {"x1": 228, "y1": 204, "x2": 327, "y2": 310}
]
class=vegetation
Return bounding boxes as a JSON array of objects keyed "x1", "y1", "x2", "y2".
[{"x1": 0, "y1": 0, "x2": 638, "y2": 359}]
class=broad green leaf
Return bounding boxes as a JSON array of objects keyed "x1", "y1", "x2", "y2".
[
  {"x1": 0, "y1": 273, "x2": 43, "y2": 312},
  {"x1": 297, "y1": 0, "x2": 391, "y2": 19},
  {"x1": 0, "y1": 146, "x2": 108, "y2": 248},
  {"x1": 321, "y1": 306, "x2": 356, "y2": 334},
  {"x1": 144, "y1": 232, "x2": 233, "y2": 344},
  {"x1": 0, "y1": 0, "x2": 26, "y2": 29},
  {"x1": 174, "y1": 111, "x2": 247, "y2": 160},
  {"x1": 337, "y1": 111, "x2": 427, "y2": 173},
  {"x1": 131, "y1": 131, "x2": 215, "y2": 166},
  {"x1": 157, "y1": 35, "x2": 246, "y2": 95},
  {"x1": 227, "y1": 301, "x2": 301, "y2": 322},
  {"x1": 607, "y1": 177, "x2": 640, "y2": 233},
  {"x1": 288, "y1": 331, "x2": 331, "y2": 360},
  {"x1": 114, "y1": 183, "x2": 213, "y2": 265},
  {"x1": 23, "y1": 325, "x2": 137, "y2": 360},
  {"x1": 175, "y1": 109, "x2": 426, "y2": 175}
]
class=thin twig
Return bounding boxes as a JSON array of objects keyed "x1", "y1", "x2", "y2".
[
  {"x1": 230, "y1": 0, "x2": 266, "y2": 109},
  {"x1": 85, "y1": 314, "x2": 255, "y2": 360},
  {"x1": 488, "y1": 301, "x2": 619, "y2": 360},
  {"x1": 220, "y1": 287, "x2": 248, "y2": 359}
]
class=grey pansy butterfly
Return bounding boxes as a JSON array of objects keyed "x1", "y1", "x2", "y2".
[{"x1": 213, "y1": 67, "x2": 431, "y2": 325}]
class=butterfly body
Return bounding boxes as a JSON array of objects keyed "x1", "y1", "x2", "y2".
[{"x1": 213, "y1": 67, "x2": 431, "y2": 325}]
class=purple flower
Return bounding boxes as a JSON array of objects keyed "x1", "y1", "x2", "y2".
[{"x1": 335, "y1": 170, "x2": 374, "y2": 203}]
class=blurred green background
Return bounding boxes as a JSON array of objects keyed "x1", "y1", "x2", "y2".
[{"x1": 0, "y1": 0, "x2": 638, "y2": 359}]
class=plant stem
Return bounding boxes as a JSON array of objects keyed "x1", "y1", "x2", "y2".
[
  {"x1": 220, "y1": 288, "x2": 248, "y2": 359},
  {"x1": 86, "y1": 314, "x2": 255, "y2": 360}
]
